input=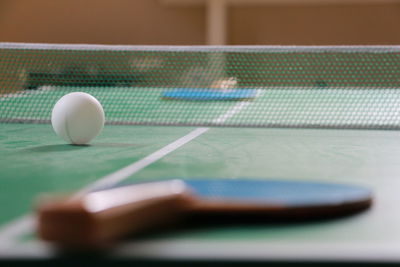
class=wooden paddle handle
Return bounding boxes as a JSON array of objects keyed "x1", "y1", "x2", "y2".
[{"x1": 36, "y1": 180, "x2": 191, "y2": 248}]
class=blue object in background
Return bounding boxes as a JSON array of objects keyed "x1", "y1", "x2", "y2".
[{"x1": 161, "y1": 88, "x2": 257, "y2": 101}]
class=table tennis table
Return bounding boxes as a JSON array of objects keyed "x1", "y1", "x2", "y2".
[{"x1": 1, "y1": 43, "x2": 400, "y2": 265}]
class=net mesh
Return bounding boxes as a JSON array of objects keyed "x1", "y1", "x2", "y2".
[{"x1": 1, "y1": 43, "x2": 400, "y2": 129}]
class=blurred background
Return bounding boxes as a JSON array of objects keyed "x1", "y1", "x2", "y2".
[{"x1": 1, "y1": 0, "x2": 400, "y2": 45}]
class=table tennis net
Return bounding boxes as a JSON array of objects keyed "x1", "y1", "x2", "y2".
[{"x1": 1, "y1": 43, "x2": 400, "y2": 129}]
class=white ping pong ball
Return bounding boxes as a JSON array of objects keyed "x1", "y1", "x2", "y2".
[{"x1": 51, "y1": 92, "x2": 105, "y2": 145}]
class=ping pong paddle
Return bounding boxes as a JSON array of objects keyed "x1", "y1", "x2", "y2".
[
  {"x1": 36, "y1": 179, "x2": 372, "y2": 248},
  {"x1": 161, "y1": 88, "x2": 257, "y2": 101}
]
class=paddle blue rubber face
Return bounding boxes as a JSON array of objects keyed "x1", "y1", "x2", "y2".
[
  {"x1": 161, "y1": 89, "x2": 257, "y2": 101},
  {"x1": 184, "y1": 179, "x2": 372, "y2": 207}
]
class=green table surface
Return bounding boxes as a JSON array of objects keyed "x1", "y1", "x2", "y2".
[
  {"x1": 1, "y1": 86, "x2": 400, "y2": 265},
  {"x1": 1, "y1": 123, "x2": 400, "y2": 265}
]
